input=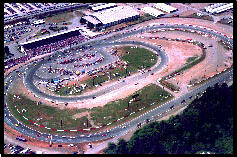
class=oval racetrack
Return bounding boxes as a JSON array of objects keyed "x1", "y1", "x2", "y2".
[{"x1": 4, "y1": 22, "x2": 233, "y2": 144}]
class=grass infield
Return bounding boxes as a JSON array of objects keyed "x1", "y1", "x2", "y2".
[{"x1": 7, "y1": 83, "x2": 173, "y2": 134}]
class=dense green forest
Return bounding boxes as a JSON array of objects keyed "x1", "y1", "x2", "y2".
[{"x1": 104, "y1": 83, "x2": 233, "y2": 154}]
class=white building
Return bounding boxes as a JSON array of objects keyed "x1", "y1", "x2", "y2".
[
  {"x1": 204, "y1": 3, "x2": 226, "y2": 13},
  {"x1": 210, "y1": 3, "x2": 233, "y2": 14},
  {"x1": 90, "y1": 3, "x2": 117, "y2": 12},
  {"x1": 154, "y1": 3, "x2": 178, "y2": 13},
  {"x1": 81, "y1": 6, "x2": 140, "y2": 29},
  {"x1": 141, "y1": 7, "x2": 165, "y2": 17}
]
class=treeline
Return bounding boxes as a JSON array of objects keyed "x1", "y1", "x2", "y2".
[{"x1": 104, "y1": 83, "x2": 233, "y2": 154}]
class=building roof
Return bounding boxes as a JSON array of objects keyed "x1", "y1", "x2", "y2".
[
  {"x1": 209, "y1": 3, "x2": 233, "y2": 14},
  {"x1": 141, "y1": 7, "x2": 165, "y2": 17},
  {"x1": 89, "y1": 6, "x2": 140, "y2": 25},
  {"x1": 204, "y1": 3, "x2": 226, "y2": 12},
  {"x1": 20, "y1": 27, "x2": 81, "y2": 46},
  {"x1": 82, "y1": 15, "x2": 102, "y2": 25},
  {"x1": 154, "y1": 3, "x2": 178, "y2": 13},
  {"x1": 91, "y1": 3, "x2": 117, "y2": 11}
]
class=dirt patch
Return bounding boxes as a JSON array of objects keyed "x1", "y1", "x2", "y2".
[
  {"x1": 72, "y1": 111, "x2": 89, "y2": 119},
  {"x1": 44, "y1": 11, "x2": 75, "y2": 24},
  {"x1": 111, "y1": 46, "x2": 128, "y2": 56},
  {"x1": 71, "y1": 111, "x2": 98, "y2": 128},
  {"x1": 126, "y1": 34, "x2": 202, "y2": 76},
  {"x1": 188, "y1": 3, "x2": 213, "y2": 10},
  {"x1": 138, "y1": 17, "x2": 233, "y2": 37},
  {"x1": 171, "y1": 3, "x2": 197, "y2": 17},
  {"x1": 105, "y1": 23, "x2": 127, "y2": 33}
]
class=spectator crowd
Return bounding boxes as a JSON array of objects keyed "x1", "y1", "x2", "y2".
[{"x1": 4, "y1": 35, "x2": 86, "y2": 72}]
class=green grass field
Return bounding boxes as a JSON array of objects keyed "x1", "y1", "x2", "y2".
[
  {"x1": 7, "y1": 93, "x2": 91, "y2": 133},
  {"x1": 90, "y1": 83, "x2": 173, "y2": 126},
  {"x1": 185, "y1": 54, "x2": 199, "y2": 64},
  {"x1": 120, "y1": 46, "x2": 158, "y2": 69},
  {"x1": 7, "y1": 82, "x2": 173, "y2": 134}
]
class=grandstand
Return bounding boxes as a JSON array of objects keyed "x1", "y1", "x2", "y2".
[
  {"x1": 141, "y1": 7, "x2": 165, "y2": 17},
  {"x1": 80, "y1": 6, "x2": 140, "y2": 29},
  {"x1": 154, "y1": 3, "x2": 178, "y2": 13},
  {"x1": 19, "y1": 28, "x2": 81, "y2": 52}
]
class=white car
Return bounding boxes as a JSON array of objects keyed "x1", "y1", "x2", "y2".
[
  {"x1": 20, "y1": 147, "x2": 31, "y2": 154},
  {"x1": 68, "y1": 144, "x2": 74, "y2": 147}
]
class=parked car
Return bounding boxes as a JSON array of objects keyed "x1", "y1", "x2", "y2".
[
  {"x1": 16, "y1": 136, "x2": 27, "y2": 142},
  {"x1": 11, "y1": 145, "x2": 24, "y2": 154}
]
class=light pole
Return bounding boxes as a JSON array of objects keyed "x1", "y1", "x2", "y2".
[
  {"x1": 86, "y1": 118, "x2": 89, "y2": 128},
  {"x1": 124, "y1": 65, "x2": 127, "y2": 76},
  {"x1": 49, "y1": 135, "x2": 52, "y2": 147},
  {"x1": 92, "y1": 76, "x2": 95, "y2": 86}
]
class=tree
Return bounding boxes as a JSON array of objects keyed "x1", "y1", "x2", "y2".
[
  {"x1": 104, "y1": 142, "x2": 116, "y2": 154},
  {"x1": 191, "y1": 142, "x2": 206, "y2": 153},
  {"x1": 115, "y1": 139, "x2": 128, "y2": 154},
  {"x1": 213, "y1": 135, "x2": 233, "y2": 154}
]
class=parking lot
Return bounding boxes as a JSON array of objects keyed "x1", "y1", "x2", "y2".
[
  {"x1": 34, "y1": 49, "x2": 106, "y2": 80},
  {"x1": 4, "y1": 142, "x2": 34, "y2": 154},
  {"x1": 4, "y1": 3, "x2": 88, "y2": 24}
]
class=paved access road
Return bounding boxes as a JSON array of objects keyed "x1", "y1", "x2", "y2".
[{"x1": 4, "y1": 22, "x2": 233, "y2": 144}]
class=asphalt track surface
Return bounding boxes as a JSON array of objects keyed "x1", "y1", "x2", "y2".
[{"x1": 4, "y1": 23, "x2": 233, "y2": 144}]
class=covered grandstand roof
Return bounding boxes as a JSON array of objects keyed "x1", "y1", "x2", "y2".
[
  {"x1": 89, "y1": 6, "x2": 140, "y2": 25},
  {"x1": 141, "y1": 7, "x2": 165, "y2": 17},
  {"x1": 20, "y1": 27, "x2": 81, "y2": 46}
]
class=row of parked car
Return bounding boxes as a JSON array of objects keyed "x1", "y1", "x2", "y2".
[
  {"x1": 4, "y1": 3, "x2": 17, "y2": 15},
  {"x1": 4, "y1": 23, "x2": 32, "y2": 44},
  {"x1": 5, "y1": 143, "x2": 34, "y2": 154},
  {"x1": 4, "y1": 3, "x2": 88, "y2": 24}
]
